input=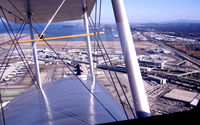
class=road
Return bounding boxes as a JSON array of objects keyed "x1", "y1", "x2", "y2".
[{"x1": 154, "y1": 41, "x2": 200, "y2": 68}]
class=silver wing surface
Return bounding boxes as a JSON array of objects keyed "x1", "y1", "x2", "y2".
[{"x1": 0, "y1": 76, "x2": 128, "y2": 124}]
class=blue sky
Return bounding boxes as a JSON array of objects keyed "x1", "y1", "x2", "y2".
[{"x1": 94, "y1": 0, "x2": 200, "y2": 23}]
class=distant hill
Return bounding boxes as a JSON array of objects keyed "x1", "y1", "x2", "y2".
[{"x1": 162, "y1": 19, "x2": 200, "y2": 24}]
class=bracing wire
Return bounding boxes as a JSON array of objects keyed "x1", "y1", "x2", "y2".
[
  {"x1": 97, "y1": 35, "x2": 136, "y2": 118},
  {"x1": 96, "y1": 41, "x2": 130, "y2": 119},
  {"x1": 0, "y1": 14, "x2": 26, "y2": 78},
  {"x1": 7, "y1": 0, "x2": 24, "y2": 18},
  {"x1": 95, "y1": 32, "x2": 136, "y2": 118},
  {"x1": 0, "y1": 8, "x2": 37, "y2": 86},
  {"x1": 0, "y1": 15, "x2": 38, "y2": 98},
  {"x1": 88, "y1": 1, "x2": 130, "y2": 119},
  {"x1": 7, "y1": 0, "x2": 45, "y2": 35},
  {"x1": 0, "y1": 16, "x2": 35, "y2": 80},
  {"x1": 0, "y1": 6, "x2": 23, "y2": 22},
  {"x1": 32, "y1": 0, "x2": 66, "y2": 47},
  {"x1": 88, "y1": 0, "x2": 136, "y2": 118}
]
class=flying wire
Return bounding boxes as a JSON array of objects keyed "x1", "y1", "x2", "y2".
[
  {"x1": 32, "y1": 0, "x2": 66, "y2": 46},
  {"x1": 88, "y1": 14, "x2": 131, "y2": 119},
  {"x1": 0, "y1": 8, "x2": 37, "y2": 86},
  {"x1": 88, "y1": 2, "x2": 136, "y2": 117}
]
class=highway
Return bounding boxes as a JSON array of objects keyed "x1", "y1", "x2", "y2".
[
  {"x1": 154, "y1": 41, "x2": 200, "y2": 68},
  {"x1": 140, "y1": 32, "x2": 200, "y2": 68}
]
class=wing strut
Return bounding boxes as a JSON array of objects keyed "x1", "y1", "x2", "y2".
[
  {"x1": 111, "y1": 0, "x2": 151, "y2": 118},
  {"x1": 28, "y1": 14, "x2": 42, "y2": 90},
  {"x1": 26, "y1": 0, "x2": 66, "y2": 90},
  {"x1": 82, "y1": 0, "x2": 95, "y2": 80}
]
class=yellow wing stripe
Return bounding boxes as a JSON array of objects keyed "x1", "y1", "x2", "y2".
[{"x1": 8, "y1": 32, "x2": 104, "y2": 45}]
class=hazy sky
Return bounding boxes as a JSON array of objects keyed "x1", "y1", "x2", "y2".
[{"x1": 95, "y1": 0, "x2": 200, "y2": 23}]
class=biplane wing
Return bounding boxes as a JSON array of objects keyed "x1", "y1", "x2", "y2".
[{"x1": 0, "y1": 0, "x2": 95, "y2": 24}]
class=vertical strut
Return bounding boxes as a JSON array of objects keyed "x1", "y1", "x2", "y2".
[
  {"x1": 28, "y1": 14, "x2": 42, "y2": 90},
  {"x1": 0, "y1": 93, "x2": 6, "y2": 125},
  {"x1": 82, "y1": 0, "x2": 94, "y2": 80},
  {"x1": 111, "y1": 0, "x2": 151, "y2": 118}
]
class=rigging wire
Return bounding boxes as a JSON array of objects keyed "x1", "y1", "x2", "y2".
[
  {"x1": 96, "y1": 32, "x2": 136, "y2": 118},
  {"x1": 0, "y1": 6, "x2": 23, "y2": 22},
  {"x1": 0, "y1": 19, "x2": 37, "y2": 87},
  {"x1": 0, "y1": 15, "x2": 28, "y2": 125},
  {"x1": 0, "y1": 9, "x2": 37, "y2": 86},
  {"x1": 7, "y1": 0, "x2": 24, "y2": 18},
  {"x1": 0, "y1": 16, "x2": 35, "y2": 81},
  {"x1": 88, "y1": 4, "x2": 130, "y2": 120},
  {"x1": 88, "y1": 1, "x2": 136, "y2": 117},
  {"x1": 97, "y1": 35, "x2": 136, "y2": 118},
  {"x1": 38, "y1": 37, "x2": 118, "y2": 121},
  {"x1": 0, "y1": 13, "x2": 27, "y2": 79},
  {"x1": 0, "y1": 16, "x2": 37, "y2": 96},
  {"x1": 32, "y1": 0, "x2": 66, "y2": 47},
  {"x1": 7, "y1": 0, "x2": 47, "y2": 34},
  {"x1": 95, "y1": 40, "x2": 130, "y2": 119}
]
